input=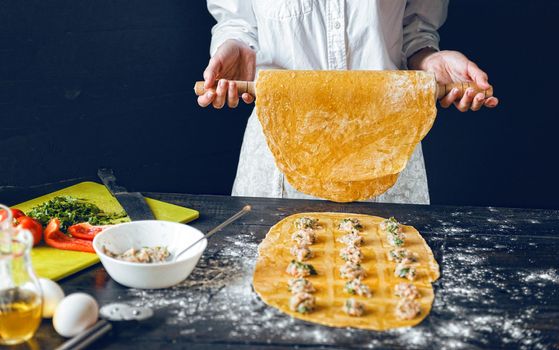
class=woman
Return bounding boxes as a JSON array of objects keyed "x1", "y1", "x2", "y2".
[{"x1": 197, "y1": 0, "x2": 499, "y2": 204}]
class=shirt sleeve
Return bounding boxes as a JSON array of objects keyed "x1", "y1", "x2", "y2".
[
  {"x1": 207, "y1": 0, "x2": 259, "y2": 56},
  {"x1": 402, "y1": 0, "x2": 449, "y2": 59}
]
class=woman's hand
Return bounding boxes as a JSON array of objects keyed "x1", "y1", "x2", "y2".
[
  {"x1": 197, "y1": 39, "x2": 256, "y2": 108},
  {"x1": 408, "y1": 49, "x2": 499, "y2": 112}
]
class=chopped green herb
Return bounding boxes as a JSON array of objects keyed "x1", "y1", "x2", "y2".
[
  {"x1": 291, "y1": 260, "x2": 317, "y2": 275},
  {"x1": 28, "y1": 195, "x2": 127, "y2": 231},
  {"x1": 398, "y1": 268, "x2": 410, "y2": 278},
  {"x1": 344, "y1": 282, "x2": 356, "y2": 295},
  {"x1": 383, "y1": 217, "x2": 401, "y2": 233},
  {"x1": 392, "y1": 235, "x2": 404, "y2": 247},
  {"x1": 295, "y1": 217, "x2": 318, "y2": 230},
  {"x1": 339, "y1": 218, "x2": 363, "y2": 231}
]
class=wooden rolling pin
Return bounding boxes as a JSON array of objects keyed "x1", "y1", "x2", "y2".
[{"x1": 194, "y1": 79, "x2": 493, "y2": 100}]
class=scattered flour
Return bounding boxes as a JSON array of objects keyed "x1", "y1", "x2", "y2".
[
  {"x1": 518, "y1": 269, "x2": 559, "y2": 284},
  {"x1": 124, "y1": 232, "x2": 341, "y2": 345},
  {"x1": 115, "y1": 223, "x2": 555, "y2": 349},
  {"x1": 443, "y1": 227, "x2": 471, "y2": 234},
  {"x1": 436, "y1": 219, "x2": 471, "y2": 234}
]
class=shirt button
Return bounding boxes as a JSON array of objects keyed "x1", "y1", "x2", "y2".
[{"x1": 334, "y1": 21, "x2": 341, "y2": 29}]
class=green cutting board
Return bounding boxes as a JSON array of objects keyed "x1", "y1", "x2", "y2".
[{"x1": 13, "y1": 181, "x2": 199, "y2": 281}]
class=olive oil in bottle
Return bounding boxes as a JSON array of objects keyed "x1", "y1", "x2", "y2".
[
  {"x1": 0, "y1": 288, "x2": 42, "y2": 345},
  {"x1": 0, "y1": 208, "x2": 43, "y2": 346}
]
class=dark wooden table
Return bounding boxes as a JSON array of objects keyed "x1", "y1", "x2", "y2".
[{"x1": 10, "y1": 193, "x2": 559, "y2": 349}]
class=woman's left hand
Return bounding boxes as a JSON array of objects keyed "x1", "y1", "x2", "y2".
[{"x1": 408, "y1": 49, "x2": 499, "y2": 112}]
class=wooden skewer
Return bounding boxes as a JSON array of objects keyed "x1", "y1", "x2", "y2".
[
  {"x1": 194, "y1": 80, "x2": 256, "y2": 97},
  {"x1": 194, "y1": 80, "x2": 493, "y2": 101}
]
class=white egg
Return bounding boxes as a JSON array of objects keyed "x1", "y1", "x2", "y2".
[
  {"x1": 53, "y1": 293, "x2": 99, "y2": 337},
  {"x1": 38, "y1": 278, "x2": 65, "y2": 318}
]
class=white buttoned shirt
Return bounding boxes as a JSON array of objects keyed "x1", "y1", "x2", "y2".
[{"x1": 207, "y1": 0, "x2": 448, "y2": 204}]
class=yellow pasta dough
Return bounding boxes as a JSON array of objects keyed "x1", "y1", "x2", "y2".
[
  {"x1": 253, "y1": 213, "x2": 440, "y2": 330},
  {"x1": 283, "y1": 172, "x2": 399, "y2": 203},
  {"x1": 255, "y1": 70, "x2": 437, "y2": 201}
]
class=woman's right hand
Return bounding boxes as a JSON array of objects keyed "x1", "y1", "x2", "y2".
[{"x1": 197, "y1": 39, "x2": 256, "y2": 108}]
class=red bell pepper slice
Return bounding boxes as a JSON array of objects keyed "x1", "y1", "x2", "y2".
[
  {"x1": 44, "y1": 218, "x2": 95, "y2": 253},
  {"x1": 67, "y1": 223, "x2": 108, "y2": 241}
]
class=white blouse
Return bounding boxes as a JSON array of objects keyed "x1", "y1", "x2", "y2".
[{"x1": 206, "y1": 0, "x2": 448, "y2": 204}]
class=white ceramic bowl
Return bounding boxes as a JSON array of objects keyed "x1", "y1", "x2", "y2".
[{"x1": 92, "y1": 221, "x2": 207, "y2": 289}]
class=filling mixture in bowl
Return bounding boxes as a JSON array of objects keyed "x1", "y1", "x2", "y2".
[{"x1": 103, "y1": 246, "x2": 170, "y2": 263}]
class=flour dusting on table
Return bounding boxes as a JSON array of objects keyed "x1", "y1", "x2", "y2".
[{"x1": 121, "y1": 215, "x2": 557, "y2": 349}]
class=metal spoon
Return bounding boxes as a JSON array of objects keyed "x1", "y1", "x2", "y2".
[{"x1": 172, "y1": 205, "x2": 251, "y2": 262}]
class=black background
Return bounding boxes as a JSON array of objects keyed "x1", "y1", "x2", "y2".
[{"x1": 1, "y1": 1, "x2": 558, "y2": 209}]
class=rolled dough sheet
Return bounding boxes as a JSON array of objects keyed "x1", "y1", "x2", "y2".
[
  {"x1": 255, "y1": 70, "x2": 437, "y2": 201},
  {"x1": 253, "y1": 213, "x2": 440, "y2": 330},
  {"x1": 283, "y1": 171, "x2": 399, "y2": 203}
]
